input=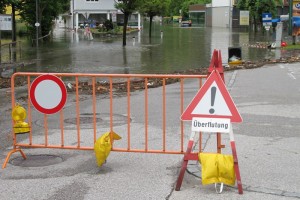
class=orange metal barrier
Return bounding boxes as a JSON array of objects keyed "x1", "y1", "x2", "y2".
[{"x1": 3, "y1": 72, "x2": 206, "y2": 168}]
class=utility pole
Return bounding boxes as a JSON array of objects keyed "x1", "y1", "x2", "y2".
[
  {"x1": 72, "y1": 0, "x2": 75, "y2": 30},
  {"x1": 36, "y1": 0, "x2": 39, "y2": 47},
  {"x1": 0, "y1": 19, "x2": 2, "y2": 63},
  {"x1": 12, "y1": 4, "x2": 16, "y2": 44},
  {"x1": 289, "y1": 0, "x2": 293, "y2": 36},
  {"x1": 289, "y1": 0, "x2": 296, "y2": 44}
]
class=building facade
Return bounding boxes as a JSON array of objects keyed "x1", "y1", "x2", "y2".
[
  {"x1": 189, "y1": 4, "x2": 206, "y2": 27},
  {"x1": 206, "y1": 0, "x2": 233, "y2": 28},
  {"x1": 65, "y1": 0, "x2": 141, "y2": 30}
]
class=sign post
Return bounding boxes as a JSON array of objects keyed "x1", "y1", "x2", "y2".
[{"x1": 275, "y1": 22, "x2": 283, "y2": 48}]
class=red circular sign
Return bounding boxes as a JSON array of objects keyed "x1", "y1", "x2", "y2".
[{"x1": 30, "y1": 74, "x2": 67, "y2": 114}]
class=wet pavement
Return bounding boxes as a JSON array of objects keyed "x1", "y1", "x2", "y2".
[
  {"x1": 170, "y1": 63, "x2": 300, "y2": 199},
  {"x1": 1, "y1": 24, "x2": 300, "y2": 199},
  {"x1": 0, "y1": 63, "x2": 299, "y2": 199}
]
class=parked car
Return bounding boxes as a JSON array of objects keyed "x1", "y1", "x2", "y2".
[{"x1": 181, "y1": 20, "x2": 192, "y2": 27}]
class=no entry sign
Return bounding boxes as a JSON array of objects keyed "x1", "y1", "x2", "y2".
[{"x1": 30, "y1": 74, "x2": 67, "y2": 114}]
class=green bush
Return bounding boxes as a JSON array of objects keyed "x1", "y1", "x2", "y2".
[
  {"x1": 97, "y1": 26, "x2": 106, "y2": 32},
  {"x1": 16, "y1": 21, "x2": 28, "y2": 36},
  {"x1": 103, "y1": 20, "x2": 113, "y2": 31}
]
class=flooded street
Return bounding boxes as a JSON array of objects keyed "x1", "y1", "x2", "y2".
[{"x1": 1, "y1": 23, "x2": 293, "y2": 74}]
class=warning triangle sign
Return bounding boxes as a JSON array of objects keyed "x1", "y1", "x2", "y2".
[{"x1": 181, "y1": 70, "x2": 242, "y2": 123}]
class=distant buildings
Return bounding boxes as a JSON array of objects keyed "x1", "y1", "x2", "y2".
[
  {"x1": 189, "y1": 0, "x2": 289, "y2": 28},
  {"x1": 65, "y1": 0, "x2": 141, "y2": 30}
]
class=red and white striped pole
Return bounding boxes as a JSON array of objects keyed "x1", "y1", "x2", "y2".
[
  {"x1": 229, "y1": 125, "x2": 243, "y2": 194},
  {"x1": 175, "y1": 131, "x2": 197, "y2": 191}
]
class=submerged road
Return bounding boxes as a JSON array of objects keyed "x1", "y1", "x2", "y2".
[{"x1": 0, "y1": 63, "x2": 299, "y2": 199}]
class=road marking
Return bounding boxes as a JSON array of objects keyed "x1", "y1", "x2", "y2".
[
  {"x1": 279, "y1": 64, "x2": 285, "y2": 69},
  {"x1": 287, "y1": 73, "x2": 296, "y2": 80},
  {"x1": 227, "y1": 70, "x2": 237, "y2": 91}
]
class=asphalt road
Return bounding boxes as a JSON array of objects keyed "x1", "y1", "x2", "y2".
[{"x1": 0, "y1": 63, "x2": 299, "y2": 199}]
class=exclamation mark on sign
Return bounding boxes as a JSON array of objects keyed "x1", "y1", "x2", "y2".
[{"x1": 209, "y1": 86, "x2": 216, "y2": 114}]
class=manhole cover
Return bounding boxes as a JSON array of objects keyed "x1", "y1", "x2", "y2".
[
  {"x1": 64, "y1": 113, "x2": 130, "y2": 127},
  {"x1": 9, "y1": 154, "x2": 63, "y2": 167},
  {"x1": 34, "y1": 113, "x2": 130, "y2": 129},
  {"x1": 64, "y1": 116, "x2": 103, "y2": 124}
]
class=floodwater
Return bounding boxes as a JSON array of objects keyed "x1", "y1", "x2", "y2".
[{"x1": 0, "y1": 23, "x2": 291, "y2": 74}]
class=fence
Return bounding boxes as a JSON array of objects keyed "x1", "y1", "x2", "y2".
[
  {"x1": 3, "y1": 72, "x2": 207, "y2": 168},
  {"x1": 31, "y1": 31, "x2": 52, "y2": 46},
  {"x1": 0, "y1": 41, "x2": 22, "y2": 63}
]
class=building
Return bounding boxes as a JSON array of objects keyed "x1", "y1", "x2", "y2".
[
  {"x1": 207, "y1": 0, "x2": 288, "y2": 29},
  {"x1": 65, "y1": 0, "x2": 142, "y2": 30},
  {"x1": 206, "y1": 0, "x2": 234, "y2": 28},
  {"x1": 231, "y1": 0, "x2": 289, "y2": 28},
  {"x1": 189, "y1": 4, "x2": 206, "y2": 27}
]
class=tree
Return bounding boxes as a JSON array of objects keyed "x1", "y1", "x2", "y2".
[
  {"x1": 0, "y1": 0, "x2": 19, "y2": 43},
  {"x1": 256, "y1": 0, "x2": 278, "y2": 24},
  {"x1": 236, "y1": 0, "x2": 247, "y2": 10},
  {"x1": 115, "y1": 0, "x2": 140, "y2": 46},
  {"x1": 0, "y1": 1, "x2": 8, "y2": 14},
  {"x1": 168, "y1": 0, "x2": 184, "y2": 16},
  {"x1": 139, "y1": 0, "x2": 167, "y2": 37},
  {"x1": 17, "y1": 0, "x2": 69, "y2": 40},
  {"x1": 168, "y1": 0, "x2": 210, "y2": 17},
  {"x1": 181, "y1": 0, "x2": 211, "y2": 18},
  {"x1": 237, "y1": 0, "x2": 281, "y2": 32}
]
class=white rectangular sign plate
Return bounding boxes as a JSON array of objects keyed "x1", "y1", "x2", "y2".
[
  {"x1": 0, "y1": 15, "x2": 12, "y2": 31},
  {"x1": 192, "y1": 117, "x2": 231, "y2": 133}
]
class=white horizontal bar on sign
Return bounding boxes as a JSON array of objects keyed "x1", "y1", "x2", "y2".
[
  {"x1": 192, "y1": 117, "x2": 230, "y2": 133},
  {"x1": 263, "y1": 22, "x2": 272, "y2": 26}
]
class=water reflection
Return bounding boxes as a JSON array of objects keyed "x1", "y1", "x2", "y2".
[{"x1": 0, "y1": 23, "x2": 293, "y2": 74}]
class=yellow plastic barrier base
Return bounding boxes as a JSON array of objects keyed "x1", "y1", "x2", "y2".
[{"x1": 13, "y1": 121, "x2": 30, "y2": 134}]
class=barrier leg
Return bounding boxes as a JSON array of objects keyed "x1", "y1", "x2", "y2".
[
  {"x1": 2, "y1": 148, "x2": 27, "y2": 169},
  {"x1": 175, "y1": 132, "x2": 197, "y2": 191},
  {"x1": 229, "y1": 127, "x2": 243, "y2": 194},
  {"x1": 231, "y1": 141, "x2": 243, "y2": 194},
  {"x1": 175, "y1": 140, "x2": 193, "y2": 191}
]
